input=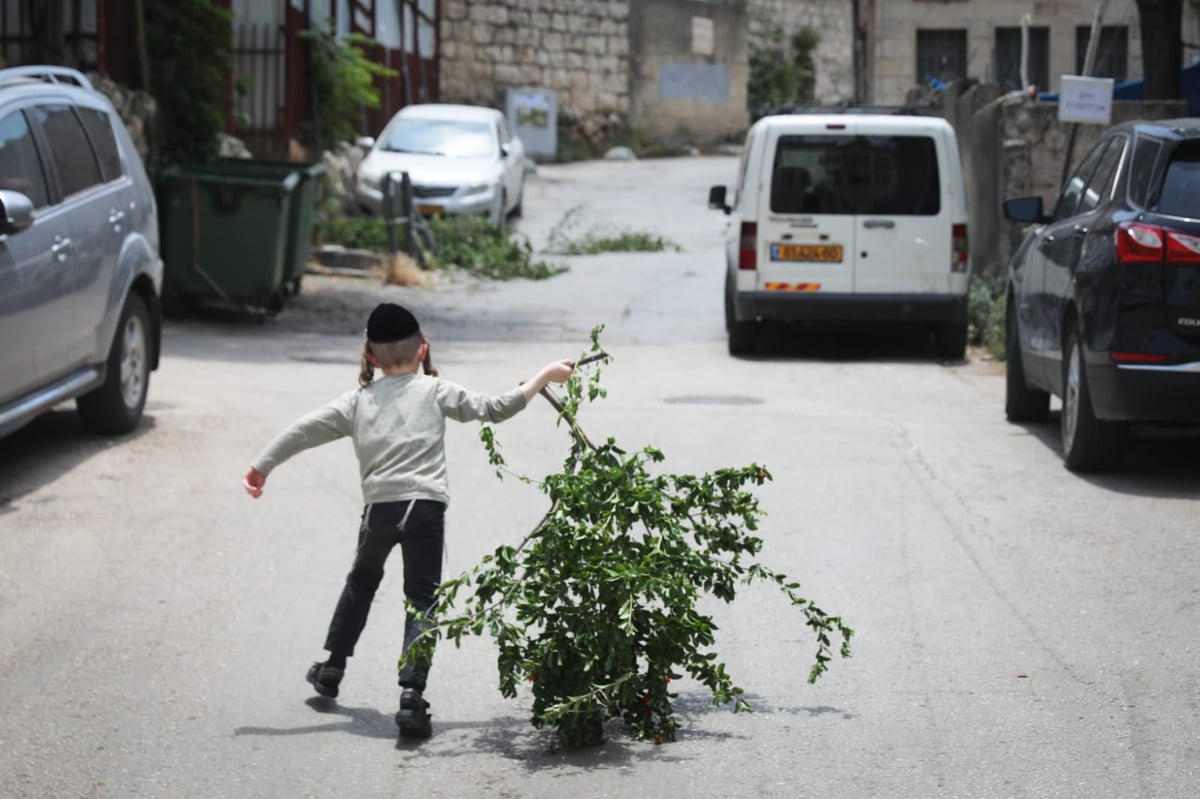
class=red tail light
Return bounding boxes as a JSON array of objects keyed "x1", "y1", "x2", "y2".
[
  {"x1": 738, "y1": 222, "x2": 757, "y2": 271},
  {"x1": 1116, "y1": 222, "x2": 1165, "y2": 263},
  {"x1": 951, "y1": 223, "x2": 969, "y2": 272},
  {"x1": 1111, "y1": 352, "x2": 1170, "y2": 363},
  {"x1": 1115, "y1": 221, "x2": 1200, "y2": 265},
  {"x1": 1166, "y1": 229, "x2": 1200, "y2": 262}
]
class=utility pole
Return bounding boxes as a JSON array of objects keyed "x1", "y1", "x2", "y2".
[{"x1": 1060, "y1": 0, "x2": 1110, "y2": 187}]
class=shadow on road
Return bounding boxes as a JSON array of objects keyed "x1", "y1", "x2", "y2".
[
  {"x1": 0, "y1": 410, "x2": 158, "y2": 515},
  {"x1": 736, "y1": 321, "x2": 968, "y2": 364},
  {"x1": 231, "y1": 689, "x2": 783, "y2": 766},
  {"x1": 1012, "y1": 413, "x2": 1200, "y2": 497}
]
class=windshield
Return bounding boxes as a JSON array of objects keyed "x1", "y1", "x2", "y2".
[{"x1": 381, "y1": 119, "x2": 494, "y2": 158}]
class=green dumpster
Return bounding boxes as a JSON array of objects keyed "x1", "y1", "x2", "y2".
[
  {"x1": 159, "y1": 164, "x2": 300, "y2": 315},
  {"x1": 202, "y1": 159, "x2": 326, "y2": 295}
]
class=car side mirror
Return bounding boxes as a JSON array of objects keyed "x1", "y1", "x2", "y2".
[
  {"x1": 1003, "y1": 196, "x2": 1048, "y2": 224},
  {"x1": 356, "y1": 136, "x2": 376, "y2": 151},
  {"x1": 708, "y1": 185, "x2": 730, "y2": 214},
  {"x1": 0, "y1": 189, "x2": 34, "y2": 234}
]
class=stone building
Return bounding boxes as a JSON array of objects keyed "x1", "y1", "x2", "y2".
[{"x1": 863, "y1": 0, "x2": 1200, "y2": 105}]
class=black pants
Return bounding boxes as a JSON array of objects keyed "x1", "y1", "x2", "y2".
[{"x1": 323, "y1": 499, "x2": 445, "y2": 691}]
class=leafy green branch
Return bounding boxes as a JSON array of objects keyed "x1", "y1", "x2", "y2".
[{"x1": 402, "y1": 326, "x2": 853, "y2": 747}]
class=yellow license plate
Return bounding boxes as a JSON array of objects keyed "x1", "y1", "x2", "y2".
[
  {"x1": 770, "y1": 243, "x2": 843, "y2": 263},
  {"x1": 416, "y1": 204, "x2": 444, "y2": 216}
]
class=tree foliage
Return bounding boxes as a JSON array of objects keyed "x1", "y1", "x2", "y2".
[
  {"x1": 403, "y1": 328, "x2": 854, "y2": 747},
  {"x1": 300, "y1": 29, "x2": 396, "y2": 149},
  {"x1": 144, "y1": 0, "x2": 233, "y2": 165}
]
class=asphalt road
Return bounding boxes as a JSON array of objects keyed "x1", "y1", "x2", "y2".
[{"x1": 1, "y1": 156, "x2": 1199, "y2": 798}]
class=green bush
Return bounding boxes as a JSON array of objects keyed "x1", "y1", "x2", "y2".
[
  {"x1": 427, "y1": 215, "x2": 566, "y2": 280},
  {"x1": 748, "y1": 31, "x2": 798, "y2": 118},
  {"x1": 319, "y1": 213, "x2": 566, "y2": 281},
  {"x1": 321, "y1": 215, "x2": 389, "y2": 251},
  {"x1": 145, "y1": 0, "x2": 233, "y2": 165},
  {"x1": 968, "y1": 273, "x2": 1006, "y2": 357},
  {"x1": 545, "y1": 206, "x2": 681, "y2": 255},
  {"x1": 402, "y1": 331, "x2": 853, "y2": 747}
]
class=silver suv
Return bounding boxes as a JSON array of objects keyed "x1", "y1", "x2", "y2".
[{"x1": 0, "y1": 66, "x2": 162, "y2": 438}]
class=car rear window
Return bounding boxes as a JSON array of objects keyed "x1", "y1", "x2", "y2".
[
  {"x1": 1128, "y1": 135, "x2": 1162, "y2": 208},
  {"x1": 1151, "y1": 141, "x2": 1200, "y2": 217},
  {"x1": 77, "y1": 107, "x2": 123, "y2": 182},
  {"x1": 770, "y1": 134, "x2": 941, "y2": 215}
]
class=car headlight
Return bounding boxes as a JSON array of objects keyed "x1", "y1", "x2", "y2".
[{"x1": 463, "y1": 182, "x2": 492, "y2": 196}]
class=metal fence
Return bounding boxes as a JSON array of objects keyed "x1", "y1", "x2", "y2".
[{"x1": 232, "y1": 21, "x2": 286, "y2": 151}]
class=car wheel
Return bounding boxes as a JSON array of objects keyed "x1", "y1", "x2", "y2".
[
  {"x1": 1004, "y1": 299, "x2": 1049, "y2": 422},
  {"x1": 725, "y1": 279, "x2": 756, "y2": 355},
  {"x1": 77, "y1": 293, "x2": 152, "y2": 434},
  {"x1": 935, "y1": 322, "x2": 967, "y2": 360},
  {"x1": 1061, "y1": 324, "x2": 1124, "y2": 471}
]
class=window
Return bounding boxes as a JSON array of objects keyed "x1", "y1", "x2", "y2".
[
  {"x1": 0, "y1": 111, "x2": 48, "y2": 208},
  {"x1": 1151, "y1": 142, "x2": 1200, "y2": 217},
  {"x1": 916, "y1": 29, "x2": 967, "y2": 87},
  {"x1": 31, "y1": 104, "x2": 102, "y2": 198},
  {"x1": 1078, "y1": 136, "x2": 1125, "y2": 214},
  {"x1": 771, "y1": 135, "x2": 941, "y2": 216},
  {"x1": 1075, "y1": 26, "x2": 1128, "y2": 81},
  {"x1": 77, "y1": 107, "x2": 123, "y2": 182},
  {"x1": 1128, "y1": 135, "x2": 1164, "y2": 208},
  {"x1": 994, "y1": 27, "x2": 1049, "y2": 92},
  {"x1": 1053, "y1": 140, "x2": 1108, "y2": 220}
]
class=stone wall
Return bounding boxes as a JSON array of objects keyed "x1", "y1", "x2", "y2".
[
  {"x1": 628, "y1": 0, "x2": 749, "y2": 143},
  {"x1": 439, "y1": 0, "x2": 749, "y2": 146},
  {"x1": 956, "y1": 92, "x2": 1187, "y2": 279},
  {"x1": 439, "y1": 0, "x2": 632, "y2": 117},
  {"x1": 747, "y1": 0, "x2": 855, "y2": 105}
]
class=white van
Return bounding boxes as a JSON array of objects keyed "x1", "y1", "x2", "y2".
[{"x1": 709, "y1": 113, "x2": 971, "y2": 356}]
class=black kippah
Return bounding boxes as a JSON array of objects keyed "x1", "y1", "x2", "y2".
[{"x1": 366, "y1": 303, "x2": 419, "y2": 342}]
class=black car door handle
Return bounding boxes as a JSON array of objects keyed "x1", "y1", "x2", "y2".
[
  {"x1": 1038, "y1": 234, "x2": 1055, "y2": 252},
  {"x1": 1073, "y1": 225, "x2": 1088, "y2": 237}
]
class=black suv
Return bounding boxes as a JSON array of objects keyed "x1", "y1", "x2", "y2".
[{"x1": 1004, "y1": 118, "x2": 1200, "y2": 471}]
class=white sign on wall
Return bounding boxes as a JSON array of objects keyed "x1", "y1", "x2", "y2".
[{"x1": 1058, "y1": 75, "x2": 1115, "y2": 125}]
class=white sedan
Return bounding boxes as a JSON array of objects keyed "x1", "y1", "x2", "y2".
[{"x1": 355, "y1": 103, "x2": 526, "y2": 228}]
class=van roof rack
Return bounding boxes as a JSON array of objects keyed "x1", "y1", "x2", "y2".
[
  {"x1": 0, "y1": 66, "x2": 93, "y2": 91},
  {"x1": 760, "y1": 104, "x2": 935, "y2": 118}
]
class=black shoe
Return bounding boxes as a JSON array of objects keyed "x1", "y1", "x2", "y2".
[
  {"x1": 305, "y1": 661, "x2": 343, "y2": 699},
  {"x1": 395, "y1": 688, "x2": 432, "y2": 738}
]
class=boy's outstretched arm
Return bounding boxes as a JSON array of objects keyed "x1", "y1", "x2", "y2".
[{"x1": 520, "y1": 360, "x2": 575, "y2": 403}]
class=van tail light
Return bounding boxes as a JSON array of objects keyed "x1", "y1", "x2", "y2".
[
  {"x1": 951, "y1": 223, "x2": 969, "y2": 272},
  {"x1": 738, "y1": 222, "x2": 758, "y2": 271}
]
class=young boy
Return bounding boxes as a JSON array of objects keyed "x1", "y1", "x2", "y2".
[{"x1": 242, "y1": 302, "x2": 573, "y2": 737}]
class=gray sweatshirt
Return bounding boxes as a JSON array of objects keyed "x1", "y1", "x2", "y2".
[{"x1": 251, "y1": 373, "x2": 527, "y2": 505}]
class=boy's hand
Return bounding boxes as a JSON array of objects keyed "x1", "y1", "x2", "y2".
[
  {"x1": 544, "y1": 359, "x2": 575, "y2": 384},
  {"x1": 243, "y1": 467, "x2": 266, "y2": 498}
]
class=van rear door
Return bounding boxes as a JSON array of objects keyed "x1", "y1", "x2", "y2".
[
  {"x1": 852, "y1": 121, "x2": 954, "y2": 294},
  {"x1": 757, "y1": 123, "x2": 857, "y2": 294}
]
